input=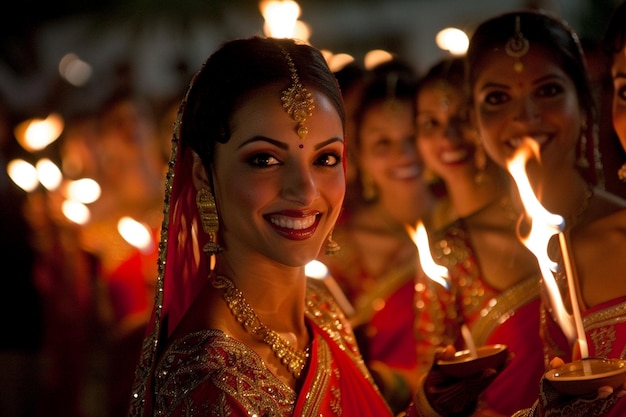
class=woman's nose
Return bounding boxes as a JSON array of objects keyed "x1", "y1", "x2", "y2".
[
  {"x1": 282, "y1": 163, "x2": 319, "y2": 204},
  {"x1": 513, "y1": 96, "x2": 541, "y2": 123}
]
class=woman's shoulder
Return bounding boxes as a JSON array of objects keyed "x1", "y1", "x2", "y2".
[
  {"x1": 582, "y1": 187, "x2": 626, "y2": 232},
  {"x1": 153, "y1": 329, "x2": 296, "y2": 415}
]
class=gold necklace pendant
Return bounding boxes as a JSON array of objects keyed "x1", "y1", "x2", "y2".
[{"x1": 211, "y1": 273, "x2": 310, "y2": 379}]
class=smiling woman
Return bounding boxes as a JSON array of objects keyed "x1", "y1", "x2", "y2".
[
  {"x1": 317, "y1": 59, "x2": 437, "y2": 414},
  {"x1": 465, "y1": 10, "x2": 626, "y2": 417},
  {"x1": 126, "y1": 36, "x2": 421, "y2": 417}
]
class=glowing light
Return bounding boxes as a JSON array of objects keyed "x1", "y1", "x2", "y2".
[
  {"x1": 436, "y1": 27, "x2": 469, "y2": 56},
  {"x1": 322, "y1": 50, "x2": 355, "y2": 72},
  {"x1": 36, "y1": 158, "x2": 62, "y2": 191},
  {"x1": 408, "y1": 221, "x2": 449, "y2": 290},
  {"x1": 14, "y1": 113, "x2": 64, "y2": 152},
  {"x1": 409, "y1": 221, "x2": 476, "y2": 356},
  {"x1": 118, "y1": 217, "x2": 154, "y2": 253},
  {"x1": 62, "y1": 200, "x2": 90, "y2": 225},
  {"x1": 364, "y1": 49, "x2": 394, "y2": 70},
  {"x1": 305, "y1": 260, "x2": 355, "y2": 317},
  {"x1": 305, "y1": 259, "x2": 329, "y2": 279},
  {"x1": 59, "y1": 53, "x2": 92, "y2": 87},
  {"x1": 7, "y1": 159, "x2": 39, "y2": 192},
  {"x1": 292, "y1": 20, "x2": 311, "y2": 42},
  {"x1": 260, "y1": 0, "x2": 301, "y2": 38},
  {"x1": 65, "y1": 178, "x2": 101, "y2": 204},
  {"x1": 506, "y1": 138, "x2": 587, "y2": 358}
]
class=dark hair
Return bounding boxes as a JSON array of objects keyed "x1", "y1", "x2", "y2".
[
  {"x1": 604, "y1": 1, "x2": 626, "y2": 62},
  {"x1": 466, "y1": 10, "x2": 599, "y2": 183},
  {"x1": 352, "y1": 59, "x2": 418, "y2": 148},
  {"x1": 417, "y1": 56, "x2": 466, "y2": 98},
  {"x1": 180, "y1": 36, "x2": 345, "y2": 169}
]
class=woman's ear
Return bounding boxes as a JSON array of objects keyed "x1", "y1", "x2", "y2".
[{"x1": 191, "y1": 152, "x2": 211, "y2": 192}]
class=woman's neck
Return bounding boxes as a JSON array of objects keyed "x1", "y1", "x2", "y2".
[{"x1": 445, "y1": 164, "x2": 508, "y2": 218}]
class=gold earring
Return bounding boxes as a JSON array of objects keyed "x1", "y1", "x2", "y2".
[
  {"x1": 619, "y1": 163, "x2": 626, "y2": 183},
  {"x1": 325, "y1": 229, "x2": 341, "y2": 256},
  {"x1": 361, "y1": 172, "x2": 378, "y2": 202},
  {"x1": 474, "y1": 141, "x2": 488, "y2": 185},
  {"x1": 196, "y1": 188, "x2": 224, "y2": 256}
]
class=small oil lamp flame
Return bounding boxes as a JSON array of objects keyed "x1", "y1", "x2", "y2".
[
  {"x1": 409, "y1": 221, "x2": 477, "y2": 357},
  {"x1": 411, "y1": 221, "x2": 450, "y2": 291},
  {"x1": 506, "y1": 138, "x2": 588, "y2": 359}
]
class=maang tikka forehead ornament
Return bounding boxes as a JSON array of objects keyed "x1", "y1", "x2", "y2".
[
  {"x1": 280, "y1": 47, "x2": 315, "y2": 139},
  {"x1": 505, "y1": 15, "x2": 530, "y2": 73}
]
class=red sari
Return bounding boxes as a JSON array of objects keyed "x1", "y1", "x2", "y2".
[
  {"x1": 126, "y1": 79, "x2": 406, "y2": 416},
  {"x1": 150, "y1": 279, "x2": 393, "y2": 417},
  {"x1": 414, "y1": 219, "x2": 545, "y2": 416}
]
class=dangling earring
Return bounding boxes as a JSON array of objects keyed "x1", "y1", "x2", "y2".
[
  {"x1": 619, "y1": 163, "x2": 626, "y2": 182},
  {"x1": 474, "y1": 140, "x2": 488, "y2": 185},
  {"x1": 196, "y1": 188, "x2": 224, "y2": 257},
  {"x1": 361, "y1": 172, "x2": 378, "y2": 202},
  {"x1": 578, "y1": 117, "x2": 605, "y2": 187},
  {"x1": 325, "y1": 229, "x2": 341, "y2": 256}
]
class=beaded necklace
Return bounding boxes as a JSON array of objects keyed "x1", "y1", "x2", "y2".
[{"x1": 210, "y1": 273, "x2": 310, "y2": 379}]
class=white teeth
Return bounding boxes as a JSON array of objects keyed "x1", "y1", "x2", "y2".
[
  {"x1": 440, "y1": 148, "x2": 468, "y2": 163},
  {"x1": 392, "y1": 164, "x2": 421, "y2": 179},
  {"x1": 270, "y1": 215, "x2": 316, "y2": 230}
]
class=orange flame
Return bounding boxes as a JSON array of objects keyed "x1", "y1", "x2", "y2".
[
  {"x1": 409, "y1": 221, "x2": 477, "y2": 355},
  {"x1": 506, "y1": 138, "x2": 588, "y2": 358},
  {"x1": 408, "y1": 221, "x2": 450, "y2": 290}
]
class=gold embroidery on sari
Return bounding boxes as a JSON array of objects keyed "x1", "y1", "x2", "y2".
[{"x1": 471, "y1": 275, "x2": 540, "y2": 346}]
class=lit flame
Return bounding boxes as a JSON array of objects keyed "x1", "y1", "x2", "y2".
[
  {"x1": 409, "y1": 221, "x2": 477, "y2": 356},
  {"x1": 408, "y1": 221, "x2": 449, "y2": 290},
  {"x1": 506, "y1": 138, "x2": 588, "y2": 358}
]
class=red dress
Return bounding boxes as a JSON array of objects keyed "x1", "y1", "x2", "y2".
[{"x1": 415, "y1": 219, "x2": 545, "y2": 416}]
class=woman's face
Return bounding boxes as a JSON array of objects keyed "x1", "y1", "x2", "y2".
[
  {"x1": 416, "y1": 82, "x2": 480, "y2": 183},
  {"x1": 612, "y1": 44, "x2": 626, "y2": 151},
  {"x1": 471, "y1": 46, "x2": 582, "y2": 178},
  {"x1": 212, "y1": 84, "x2": 345, "y2": 267},
  {"x1": 357, "y1": 99, "x2": 428, "y2": 220}
]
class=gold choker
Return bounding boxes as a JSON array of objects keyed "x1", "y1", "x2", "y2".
[{"x1": 210, "y1": 273, "x2": 309, "y2": 378}]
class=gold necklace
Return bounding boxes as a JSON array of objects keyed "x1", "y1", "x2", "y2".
[{"x1": 210, "y1": 273, "x2": 309, "y2": 379}]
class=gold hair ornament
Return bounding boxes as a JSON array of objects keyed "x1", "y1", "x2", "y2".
[
  {"x1": 505, "y1": 15, "x2": 530, "y2": 73},
  {"x1": 280, "y1": 48, "x2": 315, "y2": 139},
  {"x1": 196, "y1": 188, "x2": 224, "y2": 256}
]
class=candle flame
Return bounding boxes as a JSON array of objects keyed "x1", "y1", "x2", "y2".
[
  {"x1": 506, "y1": 138, "x2": 586, "y2": 356},
  {"x1": 409, "y1": 221, "x2": 477, "y2": 354},
  {"x1": 408, "y1": 221, "x2": 450, "y2": 291}
]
